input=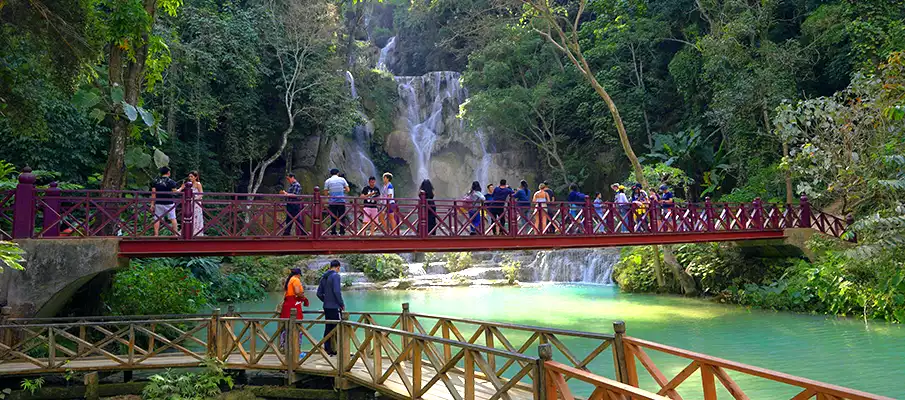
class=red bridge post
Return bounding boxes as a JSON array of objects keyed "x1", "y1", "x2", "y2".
[
  {"x1": 752, "y1": 198, "x2": 764, "y2": 230},
  {"x1": 42, "y1": 182, "x2": 61, "y2": 237},
  {"x1": 649, "y1": 196, "x2": 660, "y2": 233},
  {"x1": 799, "y1": 195, "x2": 812, "y2": 228},
  {"x1": 12, "y1": 167, "x2": 36, "y2": 239},
  {"x1": 508, "y1": 197, "x2": 517, "y2": 237},
  {"x1": 181, "y1": 182, "x2": 194, "y2": 240},
  {"x1": 704, "y1": 197, "x2": 715, "y2": 231},
  {"x1": 583, "y1": 196, "x2": 593, "y2": 234},
  {"x1": 418, "y1": 191, "x2": 427, "y2": 239},
  {"x1": 312, "y1": 187, "x2": 322, "y2": 240}
]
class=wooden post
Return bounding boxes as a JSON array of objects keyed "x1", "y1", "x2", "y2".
[
  {"x1": 583, "y1": 196, "x2": 593, "y2": 234},
  {"x1": 42, "y1": 181, "x2": 61, "y2": 237},
  {"x1": 84, "y1": 372, "x2": 99, "y2": 400},
  {"x1": 337, "y1": 312, "x2": 351, "y2": 389},
  {"x1": 442, "y1": 321, "x2": 451, "y2": 362},
  {"x1": 286, "y1": 313, "x2": 299, "y2": 385},
  {"x1": 612, "y1": 321, "x2": 630, "y2": 385},
  {"x1": 702, "y1": 365, "x2": 717, "y2": 400},
  {"x1": 412, "y1": 338, "x2": 422, "y2": 398},
  {"x1": 465, "y1": 349, "x2": 475, "y2": 400},
  {"x1": 312, "y1": 186, "x2": 322, "y2": 240},
  {"x1": 78, "y1": 325, "x2": 87, "y2": 354},
  {"x1": 485, "y1": 327, "x2": 495, "y2": 373},
  {"x1": 12, "y1": 167, "x2": 36, "y2": 239},
  {"x1": 208, "y1": 308, "x2": 220, "y2": 359},
  {"x1": 418, "y1": 191, "x2": 428, "y2": 239},
  {"x1": 0, "y1": 306, "x2": 11, "y2": 346},
  {"x1": 222, "y1": 305, "x2": 235, "y2": 357},
  {"x1": 181, "y1": 181, "x2": 194, "y2": 240},
  {"x1": 799, "y1": 195, "x2": 812, "y2": 228},
  {"x1": 537, "y1": 344, "x2": 553, "y2": 400},
  {"x1": 401, "y1": 303, "x2": 411, "y2": 361},
  {"x1": 704, "y1": 197, "x2": 715, "y2": 231}
]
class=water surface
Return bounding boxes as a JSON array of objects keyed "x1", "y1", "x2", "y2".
[{"x1": 231, "y1": 285, "x2": 905, "y2": 398}]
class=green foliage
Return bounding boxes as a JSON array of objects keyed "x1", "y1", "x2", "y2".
[
  {"x1": 445, "y1": 252, "x2": 474, "y2": 273},
  {"x1": 230, "y1": 256, "x2": 309, "y2": 292},
  {"x1": 343, "y1": 254, "x2": 370, "y2": 272},
  {"x1": 363, "y1": 254, "x2": 406, "y2": 281},
  {"x1": 343, "y1": 275, "x2": 355, "y2": 288},
  {"x1": 674, "y1": 243, "x2": 790, "y2": 295},
  {"x1": 501, "y1": 255, "x2": 521, "y2": 285},
  {"x1": 20, "y1": 377, "x2": 44, "y2": 395},
  {"x1": 104, "y1": 261, "x2": 208, "y2": 315},
  {"x1": 614, "y1": 247, "x2": 671, "y2": 293},
  {"x1": 623, "y1": 164, "x2": 692, "y2": 194},
  {"x1": 142, "y1": 358, "x2": 233, "y2": 400},
  {"x1": 0, "y1": 241, "x2": 25, "y2": 273}
]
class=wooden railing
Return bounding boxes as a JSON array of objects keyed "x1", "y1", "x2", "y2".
[
  {"x1": 0, "y1": 307, "x2": 893, "y2": 400},
  {"x1": 619, "y1": 337, "x2": 894, "y2": 400}
]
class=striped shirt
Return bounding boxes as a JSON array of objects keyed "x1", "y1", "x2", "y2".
[{"x1": 287, "y1": 181, "x2": 301, "y2": 196}]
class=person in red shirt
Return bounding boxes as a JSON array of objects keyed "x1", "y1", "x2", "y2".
[{"x1": 280, "y1": 268, "x2": 309, "y2": 319}]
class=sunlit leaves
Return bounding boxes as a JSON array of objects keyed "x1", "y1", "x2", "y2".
[{"x1": 0, "y1": 241, "x2": 24, "y2": 273}]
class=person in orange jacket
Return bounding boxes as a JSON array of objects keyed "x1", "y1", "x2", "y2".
[{"x1": 280, "y1": 268, "x2": 309, "y2": 319}]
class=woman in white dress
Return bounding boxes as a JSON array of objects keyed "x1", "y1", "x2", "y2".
[{"x1": 187, "y1": 171, "x2": 204, "y2": 236}]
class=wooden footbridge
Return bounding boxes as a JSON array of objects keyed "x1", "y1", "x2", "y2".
[{"x1": 0, "y1": 305, "x2": 890, "y2": 400}]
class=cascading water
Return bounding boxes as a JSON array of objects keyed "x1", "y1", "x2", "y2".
[
  {"x1": 521, "y1": 248, "x2": 620, "y2": 284},
  {"x1": 377, "y1": 36, "x2": 396, "y2": 71},
  {"x1": 344, "y1": 71, "x2": 378, "y2": 185},
  {"x1": 395, "y1": 71, "x2": 466, "y2": 184}
]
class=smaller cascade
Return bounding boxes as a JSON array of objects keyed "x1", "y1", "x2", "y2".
[
  {"x1": 474, "y1": 128, "x2": 492, "y2": 186},
  {"x1": 377, "y1": 36, "x2": 396, "y2": 71},
  {"x1": 345, "y1": 71, "x2": 378, "y2": 185},
  {"x1": 522, "y1": 248, "x2": 620, "y2": 284}
]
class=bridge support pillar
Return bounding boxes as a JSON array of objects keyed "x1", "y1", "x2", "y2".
[
  {"x1": 612, "y1": 321, "x2": 630, "y2": 385},
  {"x1": 0, "y1": 238, "x2": 126, "y2": 318}
]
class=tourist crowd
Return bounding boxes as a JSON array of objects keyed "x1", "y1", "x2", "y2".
[{"x1": 147, "y1": 165, "x2": 677, "y2": 237}]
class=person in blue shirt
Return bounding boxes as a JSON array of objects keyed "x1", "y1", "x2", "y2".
[
  {"x1": 323, "y1": 168, "x2": 350, "y2": 235},
  {"x1": 659, "y1": 185, "x2": 675, "y2": 208},
  {"x1": 514, "y1": 180, "x2": 531, "y2": 231},
  {"x1": 317, "y1": 260, "x2": 345, "y2": 356},
  {"x1": 490, "y1": 179, "x2": 515, "y2": 234},
  {"x1": 566, "y1": 183, "x2": 587, "y2": 221}
]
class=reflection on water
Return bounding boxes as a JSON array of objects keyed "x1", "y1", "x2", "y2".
[{"x1": 229, "y1": 285, "x2": 905, "y2": 398}]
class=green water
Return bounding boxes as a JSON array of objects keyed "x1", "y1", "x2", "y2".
[{"x1": 231, "y1": 285, "x2": 905, "y2": 398}]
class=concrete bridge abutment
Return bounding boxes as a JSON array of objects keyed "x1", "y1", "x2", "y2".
[{"x1": 0, "y1": 238, "x2": 128, "y2": 318}]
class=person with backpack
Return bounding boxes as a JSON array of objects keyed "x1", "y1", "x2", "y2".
[
  {"x1": 151, "y1": 167, "x2": 180, "y2": 236},
  {"x1": 316, "y1": 260, "x2": 344, "y2": 356},
  {"x1": 514, "y1": 180, "x2": 532, "y2": 231},
  {"x1": 463, "y1": 181, "x2": 485, "y2": 235}
]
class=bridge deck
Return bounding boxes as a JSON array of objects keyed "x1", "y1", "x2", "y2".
[{"x1": 0, "y1": 352, "x2": 534, "y2": 400}]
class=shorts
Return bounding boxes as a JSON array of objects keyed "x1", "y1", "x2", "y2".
[
  {"x1": 386, "y1": 203, "x2": 397, "y2": 213},
  {"x1": 154, "y1": 204, "x2": 177, "y2": 220},
  {"x1": 363, "y1": 207, "x2": 378, "y2": 222}
]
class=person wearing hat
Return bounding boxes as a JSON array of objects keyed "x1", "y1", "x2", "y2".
[
  {"x1": 659, "y1": 184, "x2": 675, "y2": 208},
  {"x1": 630, "y1": 184, "x2": 650, "y2": 232},
  {"x1": 612, "y1": 184, "x2": 630, "y2": 232}
]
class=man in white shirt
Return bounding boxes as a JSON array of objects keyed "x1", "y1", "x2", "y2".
[{"x1": 323, "y1": 168, "x2": 350, "y2": 235}]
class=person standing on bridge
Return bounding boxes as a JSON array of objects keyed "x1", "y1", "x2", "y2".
[
  {"x1": 317, "y1": 260, "x2": 345, "y2": 356},
  {"x1": 381, "y1": 172, "x2": 398, "y2": 235},
  {"x1": 514, "y1": 180, "x2": 531, "y2": 232},
  {"x1": 324, "y1": 169, "x2": 350, "y2": 236},
  {"x1": 280, "y1": 174, "x2": 303, "y2": 236},
  {"x1": 490, "y1": 180, "x2": 514, "y2": 235},
  {"x1": 279, "y1": 267, "x2": 309, "y2": 349},
  {"x1": 151, "y1": 167, "x2": 180, "y2": 236},
  {"x1": 463, "y1": 181, "x2": 484, "y2": 235},
  {"x1": 420, "y1": 179, "x2": 437, "y2": 236},
  {"x1": 360, "y1": 176, "x2": 381, "y2": 236}
]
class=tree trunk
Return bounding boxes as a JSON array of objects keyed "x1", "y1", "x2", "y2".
[
  {"x1": 585, "y1": 73, "x2": 647, "y2": 189},
  {"x1": 249, "y1": 122, "x2": 294, "y2": 194},
  {"x1": 662, "y1": 245, "x2": 698, "y2": 296},
  {"x1": 651, "y1": 244, "x2": 666, "y2": 288},
  {"x1": 783, "y1": 142, "x2": 793, "y2": 204},
  {"x1": 101, "y1": 119, "x2": 129, "y2": 190}
]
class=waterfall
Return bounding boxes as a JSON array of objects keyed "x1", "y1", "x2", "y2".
[
  {"x1": 474, "y1": 128, "x2": 492, "y2": 186},
  {"x1": 521, "y1": 249, "x2": 619, "y2": 284},
  {"x1": 345, "y1": 71, "x2": 378, "y2": 186},
  {"x1": 395, "y1": 72, "x2": 465, "y2": 184},
  {"x1": 377, "y1": 36, "x2": 396, "y2": 71}
]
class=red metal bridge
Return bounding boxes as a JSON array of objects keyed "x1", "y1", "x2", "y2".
[{"x1": 1, "y1": 169, "x2": 848, "y2": 257}]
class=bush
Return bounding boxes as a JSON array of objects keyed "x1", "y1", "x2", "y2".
[
  {"x1": 230, "y1": 256, "x2": 310, "y2": 291},
  {"x1": 445, "y1": 252, "x2": 474, "y2": 272},
  {"x1": 363, "y1": 254, "x2": 406, "y2": 281},
  {"x1": 143, "y1": 358, "x2": 233, "y2": 400},
  {"x1": 209, "y1": 272, "x2": 266, "y2": 303},
  {"x1": 613, "y1": 247, "x2": 676, "y2": 293},
  {"x1": 501, "y1": 255, "x2": 521, "y2": 284},
  {"x1": 343, "y1": 254, "x2": 370, "y2": 272},
  {"x1": 104, "y1": 261, "x2": 208, "y2": 315}
]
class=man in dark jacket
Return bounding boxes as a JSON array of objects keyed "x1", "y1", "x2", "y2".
[{"x1": 316, "y1": 260, "x2": 344, "y2": 356}]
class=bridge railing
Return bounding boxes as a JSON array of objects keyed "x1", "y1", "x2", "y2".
[
  {"x1": 2, "y1": 168, "x2": 849, "y2": 240},
  {"x1": 0, "y1": 309, "x2": 893, "y2": 400},
  {"x1": 618, "y1": 336, "x2": 893, "y2": 400}
]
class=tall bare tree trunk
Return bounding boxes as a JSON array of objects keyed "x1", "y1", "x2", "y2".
[{"x1": 783, "y1": 142, "x2": 793, "y2": 204}]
